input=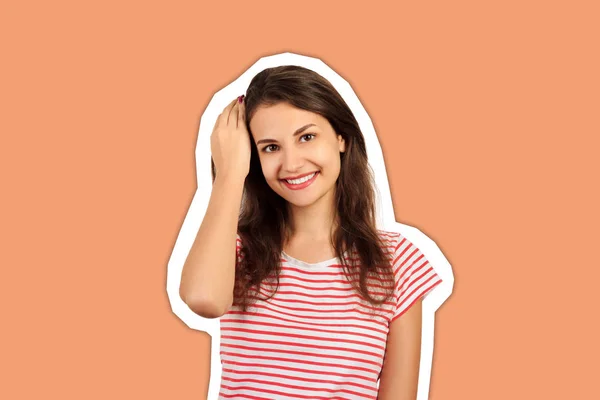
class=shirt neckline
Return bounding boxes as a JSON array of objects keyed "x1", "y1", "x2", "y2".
[{"x1": 281, "y1": 250, "x2": 347, "y2": 268}]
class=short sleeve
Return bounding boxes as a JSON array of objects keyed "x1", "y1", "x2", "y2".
[{"x1": 391, "y1": 233, "x2": 443, "y2": 322}]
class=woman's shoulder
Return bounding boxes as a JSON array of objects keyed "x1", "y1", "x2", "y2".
[
  {"x1": 376, "y1": 229, "x2": 402, "y2": 245},
  {"x1": 376, "y1": 229, "x2": 430, "y2": 260},
  {"x1": 376, "y1": 228, "x2": 429, "y2": 255}
]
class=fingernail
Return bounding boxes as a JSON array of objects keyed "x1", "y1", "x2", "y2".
[{"x1": 238, "y1": 95, "x2": 243, "y2": 104}]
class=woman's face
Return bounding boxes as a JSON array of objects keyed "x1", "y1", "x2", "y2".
[{"x1": 249, "y1": 102, "x2": 346, "y2": 208}]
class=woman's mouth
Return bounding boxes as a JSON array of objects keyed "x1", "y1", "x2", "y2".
[{"x1": 281, "y1": 172, "x2": 319, "y2": 190}]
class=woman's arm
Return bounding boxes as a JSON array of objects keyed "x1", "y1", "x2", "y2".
[
  {"x1": 377, "y1": 298, "x2": 423, "y2": 400},
  {"x1": 179, "y1": 176, "x2": 244, "y2": 318},
  {"x1": 180, "y1": 97, "x2": 249, "y2": 319}
]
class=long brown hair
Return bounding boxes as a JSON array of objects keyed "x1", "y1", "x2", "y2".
[{"x1": 212, "y1": 65, "x2": 395, "y2": 312}]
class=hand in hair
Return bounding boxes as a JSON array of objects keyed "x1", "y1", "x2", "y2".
[{"x1": 210, "y1": 96, "x2": 251, "y2": 182}]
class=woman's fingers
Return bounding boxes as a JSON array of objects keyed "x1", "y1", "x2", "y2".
[
  {"x1": 218, "y1": 98, "x2": 238, "y2": 125},
  {"x1": 227, "y1": 98, "x2": 239, "y2": 126},
  {"x1": 210, "y1": 95, "x2": 251, "y2": 180},
  {"x1": 216, "y1": 96, "x2": 245, "y2": 129},
  {"x1": 237, "y1": 96, "x2": 245, "y2": 129}
]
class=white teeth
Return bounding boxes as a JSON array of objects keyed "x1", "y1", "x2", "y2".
[{"x1": 285, "y1": 172, "x2": 316, "y2": 185}]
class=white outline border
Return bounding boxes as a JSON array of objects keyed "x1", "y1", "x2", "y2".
[{"x1": 166, "y1": 52, "x2": 454, "y2": 400}]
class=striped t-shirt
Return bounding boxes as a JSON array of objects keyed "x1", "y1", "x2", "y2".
[{"x1": 218, "y1": 230, "x2": 442, "y2": 400}]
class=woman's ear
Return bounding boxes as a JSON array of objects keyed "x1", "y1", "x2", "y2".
[{"x1": 338, "y1": 134, "x2": 346, "y2": 153}]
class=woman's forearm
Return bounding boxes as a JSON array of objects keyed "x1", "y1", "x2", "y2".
[{"x1": 179, "y1": 175, "x2": 244, "y2": 318}]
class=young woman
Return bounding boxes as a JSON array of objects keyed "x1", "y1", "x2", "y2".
[{"x1": 180, "y1": 65, "x2": 443, "y2": 400}]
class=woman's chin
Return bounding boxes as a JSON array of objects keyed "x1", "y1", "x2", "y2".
[
  {"x1": 286, "y1": 198, "x2": 316, "y2": 208},
  {"x1": 274, "y1": 190, "x2": 317, "y2": 208}
]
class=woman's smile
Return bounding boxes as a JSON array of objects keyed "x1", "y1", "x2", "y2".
[{"x1": 280, "y1": 171, "x2": 319, "y2": 190}]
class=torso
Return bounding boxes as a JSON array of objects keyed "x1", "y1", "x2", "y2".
[{"x1": 221, "y1": 230, "x2": 443, "y2": 399}]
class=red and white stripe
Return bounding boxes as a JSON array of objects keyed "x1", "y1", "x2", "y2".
[{"x1": 218, "y1": 230, "x2": 442, "y2": 399}]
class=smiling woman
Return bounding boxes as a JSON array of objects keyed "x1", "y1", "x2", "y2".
[
  {"x1": 180, "y1": 65, "x2": 443, "y2": 400},
  {"x1": 249, "y1": 102, "x2": 346, "y2": 209}
]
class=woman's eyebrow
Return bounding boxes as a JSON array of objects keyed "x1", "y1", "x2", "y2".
[{"x1": 256, "y1": 123, "x2": 317, "y2": 146}]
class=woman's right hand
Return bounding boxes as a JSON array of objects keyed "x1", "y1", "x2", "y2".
[{"x1": 210, "y1": 95, "x2": 251, "y2": 181}]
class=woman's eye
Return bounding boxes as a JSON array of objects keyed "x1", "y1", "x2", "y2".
[
  {"x1": 300, "y1": 133, "x2": 315, "y2": 142},
  {"x1": 262, "y1": 134, "x2": 314, "y2": 153}
]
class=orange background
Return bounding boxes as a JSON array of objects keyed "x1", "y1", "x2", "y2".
[{"x1": 2, "y1": 1, "x2": 599, "y2": 399}]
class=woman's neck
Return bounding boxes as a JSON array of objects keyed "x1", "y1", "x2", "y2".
[{"x1": 285, "y1": 200, "x2": 338, "y2": 243}]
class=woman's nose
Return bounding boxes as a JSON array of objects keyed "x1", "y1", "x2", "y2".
[{"x1": 282, "y1": 147, "x2": 304, "y2": 172}]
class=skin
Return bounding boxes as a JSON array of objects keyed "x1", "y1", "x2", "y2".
[
  {"x1": 249, "y1": 102, "x2": 346, "y2": 258},
  {"x1": 248, "y1": 101, "x2": 423, "y2": 399},
  {"x1": 378, "y1": 299, "x2": 423, "y2": 400}
]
